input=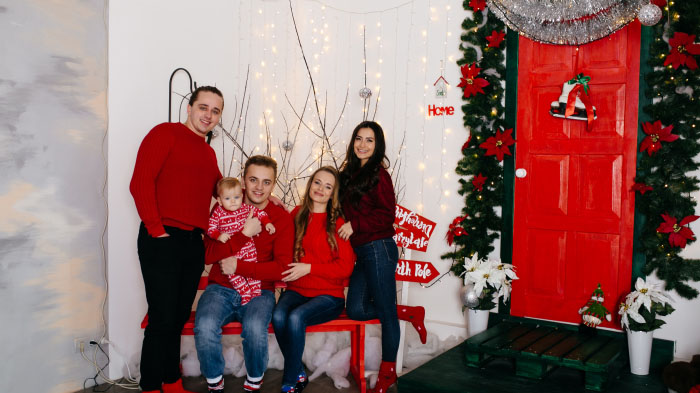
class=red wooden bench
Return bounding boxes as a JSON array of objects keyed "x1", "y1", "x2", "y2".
[{"x1": 141, "y1": 274, "x2": 379, "y2": 393}]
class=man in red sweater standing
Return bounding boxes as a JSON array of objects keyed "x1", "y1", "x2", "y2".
[
  {"x1": 194, "y1": 155, "x2": 294, "y2": 393},
  {"x1": 130, "y1": 86, "x2": 224, "y2": 393}
]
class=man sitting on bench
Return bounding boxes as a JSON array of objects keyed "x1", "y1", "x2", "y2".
[{"x1": 194, "y1": 155, "x2": 294, "y2": 393}]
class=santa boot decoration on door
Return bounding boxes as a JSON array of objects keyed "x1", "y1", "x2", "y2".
[{"x1": 550, "y1": 73, "x2": 597, "y2": 129}]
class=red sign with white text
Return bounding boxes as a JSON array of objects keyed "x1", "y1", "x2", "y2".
[
  {"x1": 395, "y1": 259, "x2": 439, "y2": 283},
  {"x1": 393, "y1": 204, "x2": 436, "y2": 252}
]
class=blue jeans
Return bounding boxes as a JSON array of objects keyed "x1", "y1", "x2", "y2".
[
  {"x1": 194, "y1": 284, "x2": 276, "y2": 379},
  {"x1": 345, "y1": 237, "x2": 400, "y2": 362},
  {"x1": 272, "y1": 290, "x2": 345, "y2": 386}
]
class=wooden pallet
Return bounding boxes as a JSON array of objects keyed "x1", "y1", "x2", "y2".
[{"x1": 464, "y1": 320, "x2": 626, "y2": 391}]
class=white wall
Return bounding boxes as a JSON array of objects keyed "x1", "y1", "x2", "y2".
[{"x1": 108, "y1": 0, "x2": 700, "y2": 380}]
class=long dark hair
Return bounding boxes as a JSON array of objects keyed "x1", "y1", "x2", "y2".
[
  {"x1": 339, "y1": 121, "x2": 389, "y2": 205},
  {"x1": 293, "y1": 167, "x2": 343, "y2": 262}
]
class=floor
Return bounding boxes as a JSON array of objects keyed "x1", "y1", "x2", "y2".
[{"x1": 75, "y1": 369, "x2": 398, "y2": 393}]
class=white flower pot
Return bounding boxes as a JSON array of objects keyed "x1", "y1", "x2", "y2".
[
  {"x1": 466, "y1": 309, "x2": 489, "y2": 337},
  {"x1": 627, "y1": 329, "x2": 654, "y2": 375}
]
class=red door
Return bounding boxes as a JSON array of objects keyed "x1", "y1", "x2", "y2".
[{"x1": 510, "y1": 23, "x2": 641, "y2": 329}]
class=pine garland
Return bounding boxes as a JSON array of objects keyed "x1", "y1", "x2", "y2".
[
  {"x1": 442, "y1": 2, "x2": 507, "y2": 279},
  {"x1": 635, "y1": 1, "x2": 700, "y2": 299}
]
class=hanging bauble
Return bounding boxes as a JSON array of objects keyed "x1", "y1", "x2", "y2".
[
  {"x1": 638, "y1": 2, "x2": 662, "y2": 26},
  {"x1": 460, "y1": 283, "x2": 480, "y2": 309},
  {"x1": 282, "y1": 140, "x2": 294, "y2": 151},
  {"x1": 359, "y1": 87, "x2": 372, "y2": 99}
]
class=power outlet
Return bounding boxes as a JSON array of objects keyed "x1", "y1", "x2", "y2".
[{"x1": 74, "y1": 337, "x2": 88, "y2": 353}]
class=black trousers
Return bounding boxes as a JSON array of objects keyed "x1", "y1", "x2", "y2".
[{"x1": 137, "y1": 223, "x2": 204, "y2": 390}]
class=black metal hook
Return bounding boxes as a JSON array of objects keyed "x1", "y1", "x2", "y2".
[{"x1": 168, "y1": 67, "x2": 213, "y2": 144}]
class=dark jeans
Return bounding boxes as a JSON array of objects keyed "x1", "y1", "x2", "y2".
[
  {"x1": 345, "y1": 237, "x2": 400, "y2": 362},
  {"x1": 272, "y1": 290, "x2": 345, "y2": 386},
  {"x1": 137, "y1": 223, "x2": 205, "y2": 391}
]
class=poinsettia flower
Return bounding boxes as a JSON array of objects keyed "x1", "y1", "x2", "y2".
[
  {"x1": 467, "y1": 262, "x2": 501, "y2": 296},
  {"x1": 461, "y1": 253, "x2": 482, "y2": 285},
  {"x1": 461, "y1": 134, "x2": 472, "y2": 151},
  {"x1": 457, "y1": 63, "x2": 490, "y2": 98},
  {"x1": 619, "y1": 297, "x2": 643, "y2": 329},
  {"x1": 479, "y1": 128, "x2": 515, "y2": 161},
  {"x1": 631, "y1": 182, "x2": 653, "y2": 195},
  {"x1": 664, "y1": 32, "x2": 700, "y2": 70},
  {"x1": 639, "y1": 120, "x2": 678, "y2": 156},
  {"x1": 446, "y1": 215, "x2": 468, "y2": 246},
  {"x1": 486, "y1": 30, "x2": 506, "y2": 48},
  {"x1": 472, "y1": 173, "x2": 487, "y2": 191},
  {"x1": 469, "y1": 0, "x2": 486, "y2": 12},
  {"x1": 630, "y1": 277, "x2": 672, "y2": 311},
  {"x1": 488, "y1": 260, "x2": 519, "y2": 286},
  {"x1": 657, "y1": 213, "x2": 699, "y2": 248}
]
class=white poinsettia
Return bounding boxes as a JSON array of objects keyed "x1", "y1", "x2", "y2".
[
  {"x1": 461, "y1": 253, "x2": 482, "y2": 285},
  {"x1": 466, "y1": 263, "x2": 494, "y2": 296},
  {"x1": 618, "y1": 296, "x2": 643, "y2": 330},
  {"x1": 631, "y1": 277, "x2": 672, "y2": 310},
  {"x1": 489, "y1": 260, "x2": 519, "y2": 286},
  {"x1": 499, "y1": 280, "x2": 513, "y2": 302}
]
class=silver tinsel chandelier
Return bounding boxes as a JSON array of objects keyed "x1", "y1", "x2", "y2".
[{"x1": 486, "y1": 0, "x2": 647, "y2": 45}]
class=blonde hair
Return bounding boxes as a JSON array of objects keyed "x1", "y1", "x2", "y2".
[
  {"x1": 216, "y1": 177, "x2": 241, "y2": 196},
  {"x1": 293, "y1": 167, "x2": 343, "y2": 262}
]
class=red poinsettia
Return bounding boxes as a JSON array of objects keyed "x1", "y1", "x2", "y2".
[
  {"x1": 664, "y1": 32, "x2": 700, "y2": 70},
  {"x1": 462, "y1": 134, "x2": 472, "y2": 151},
  {"x1": 480, "y1": 128, "x2": 515, "y2": 161},
  {"x1": 472, "y1": 173, "x2": 487, "y2": 192},
  {"x1": 469, "y1": 0, "x2": 486, "y2": 12},
  {"x1": 657, "y1": 213, "x2": 699, "y2": 248},
  {"x1": 446, "y1": 215, "x2": 468, "y2": 246},
  {"x1": 639, "y1": 120, "x2": 678, "y2": 156},
  {"x1": 457, "y1": 63, "x2": 490, "y2": 98},
  {"x1": 486, "y1": 30, "x2": 506, "y2": 48},
  {"x1": 631, "y1": 182, "x2": 653, "y2": 195}
]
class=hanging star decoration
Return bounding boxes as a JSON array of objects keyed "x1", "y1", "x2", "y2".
[
  {"x1": 631, "y1": 182, "x2": 654, "y2": 195},
  {"x1": 457, "y1": 63, "x2": 490, "y2": 98},
  {"x1": 664, "y1": 32, "x2": 700, "y2": 70},
  {"x1": 461, "y1": 134, "x2": 472, "y2": 151},
  {"x1": 479, "y1": 128, "x2": 515, "y2": 161},
  {"x1": 469, "y1": 0, "x2": 486, "y2": 12},
  {"x1": 639, "y1": 120, "x2": 678, "y2": 156},
  {"x1": 446, "y1": 215, "x2": 468, "y2": 246},
  {"x1": 657, "y1": 214, "x2": 699, "y2": 248},
  {"x1": 472, "y1": 173, "x2": 487, "y2": 192},
  {"x1": 486, "y1": 30, "x2": 506, "y2": 48}
]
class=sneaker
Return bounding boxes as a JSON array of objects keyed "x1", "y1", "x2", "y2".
[
  {"x1": 295, "y1": 372, "x2": 308, "y2": 393},
  {"x1": 207, "y1": 378, "x2": 224, "y2": 392},
  {"x1": 243, "y1": 377, "x2": 263, "y2": 392},
  {"x1": 281, "y1": 385, "x2": 295, "y2": 393}
]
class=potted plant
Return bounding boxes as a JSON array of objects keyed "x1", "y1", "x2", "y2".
[
  {"x1": 618, "y1": 277, "x2": 675, "y2": 375},
  {"x1": 459, "y1": 253, "x2": 518, "y2": 336}
]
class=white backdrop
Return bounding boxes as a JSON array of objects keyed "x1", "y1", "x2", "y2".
[{"x1": 108, "y1": 0, "x2": 700, "y2": 380}]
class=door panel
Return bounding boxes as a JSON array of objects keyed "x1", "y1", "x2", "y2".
[{"x1": 511, "y1": 23, "x2": 641, "y2": 328}]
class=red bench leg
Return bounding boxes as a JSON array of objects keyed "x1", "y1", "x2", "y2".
[{"x1": 348, "y1": 324, "x2": 367, "y2": 393}]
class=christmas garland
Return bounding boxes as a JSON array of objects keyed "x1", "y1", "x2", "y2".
[
  {"x1": 634, "y1": 0, "x2": 700, "y2": 299},
  {"x1": 442, "y1": 0, "x2": 507, "y2": 279}
]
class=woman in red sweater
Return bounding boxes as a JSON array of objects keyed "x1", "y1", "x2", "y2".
[
  {"x1": 272, "y1": 166, "x2": 355, "y2": 393},
  {"x1": 338, "y1": 121, "x2": 427, "y2": 393}
]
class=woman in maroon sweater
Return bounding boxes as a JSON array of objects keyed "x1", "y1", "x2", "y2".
[
  {"x1": 338, "y1": 121, "x2": 427, "y2": 393},
  {"x1": 271, "y1": 166, "x2": 355, "y2": 393}
]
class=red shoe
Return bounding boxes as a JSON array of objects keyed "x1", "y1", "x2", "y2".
[
  {"x1": 397, "y1": 305, "x2": 427, "y2": 344},
  {"x1": 142, "y1": 391, "x2": 160, "y2": 393},
  {"x1": 369, "y1": 361, "x2": 397, "y2": 393},
  {"x1": 162, "y1": 378, "x2": 196, "y2": 393}
]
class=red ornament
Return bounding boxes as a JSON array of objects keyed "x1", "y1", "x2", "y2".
[
  {"x1": 657, "y1": 213, "x2": 699, "y2": 248},
  {"x1": 472, "y1": 173, "x2": 487, "y2": 192},
  {"x1": 462, "y1": 134, "x2": 472, "y2": 151},
  {"x1": 457, "y1": 63, "x2": 490, "y2": 98},
  {"x1": 631, "y1": 182, "x2": 653, "y2": 195},
  {"x1": 639, "y1": 120, "x2": 678, "y2": 156},
  {"x1": 469, "y1": 0, "x2": 486, "y2": 12},
  {"x1": 446, "y1": 215, "x2": 468, "y2": 246},
  {"x1": 664, "y1": 32, "x2": 700, "y2": 70},
  {"x1": 479, "y1": 128, "x2": 515, "y2": 161},
  {"x1": 651, "y1": 0, "x2": 666, "y2": 6},
  {"x1": 486, "y1": 30, "x2": 506, "y2": 48}
]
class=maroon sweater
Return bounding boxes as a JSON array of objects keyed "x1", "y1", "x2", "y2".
[
  {"x1": 130, "y1": 122, "x2": 221, "y2": 237},
  {"x1": 204, "y1": 201, "x2": 294, "y2": 291},
  {"x1": 342, "y1": 167, "x2": 396, "y2": 247},
  {"x1": 288, "y1": 207, "x2": 355, "y2": 298}
]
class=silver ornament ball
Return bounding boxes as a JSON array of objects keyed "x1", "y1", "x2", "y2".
[
  {"x1": 638, "y1": 3, "x2": 662, "y2": 26},
  {"x1": 460, "y1": 284, "x2": 480, "y2": 309},
  {"x1": 282, "y1": 140, "x2": 294, "y2": 151},
  {"x1": 359, "y1": 87, "x2": 372, "y2": 99}
]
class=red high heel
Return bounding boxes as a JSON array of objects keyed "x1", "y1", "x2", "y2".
[
  {"x1": 369, "y1": 361, "x2": 397, "y2": 393},
  {"x1": 397, "y1": 305, "x2": 427, "y2": 344},
  {"x1": 162, "y1": 378, "x2": 196, "y2": 393}
]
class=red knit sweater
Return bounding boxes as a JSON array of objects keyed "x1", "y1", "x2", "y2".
[
  {"x1": 286, "y1": 207, "x2": 356, "y2": 298},
  {"x1": 205, "y1": 201, "x2": 294, "y2": 291},
  {"x1": 130, "y1": 123, "x2": 221, "y2": 236},
  {"x1": 342, "y1": 167, "x2": 396, "y2": 247}
]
